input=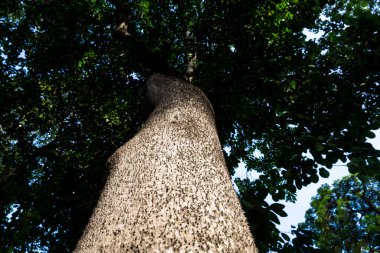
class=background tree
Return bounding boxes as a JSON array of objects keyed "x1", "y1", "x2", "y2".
[
  {"x1": 1, "y1": 0, "x2": 379, "y2": 252},
  {"x1": 284, "y1": 175, "x2": 379, "y2": 252}
]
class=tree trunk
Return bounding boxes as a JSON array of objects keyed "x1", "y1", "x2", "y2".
[{"x1": 74, "y1": 74, "x2": 258, "y2": 252}]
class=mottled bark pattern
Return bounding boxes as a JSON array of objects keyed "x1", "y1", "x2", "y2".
[{"x1": 74, "y1": 74, "x2": 258, "y2": 252}]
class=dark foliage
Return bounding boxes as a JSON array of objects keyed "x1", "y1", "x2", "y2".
[
  {"x1": 284, "y1": 175, "x2": 379, "y2": 252},
  {"x1": 1, "y1": 0, "x2": 379, "y2": 252}
]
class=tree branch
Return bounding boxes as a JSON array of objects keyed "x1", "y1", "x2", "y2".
[
  {"x1": 111, "y1": 1, "x2": 174, "y2": 75},
  {"x1": 185, "y1": 31, "x2": 197, "y2": 82}
]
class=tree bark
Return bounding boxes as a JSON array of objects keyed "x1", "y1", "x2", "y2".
[{"x1": 74, "y1": 74, "x2": 258, "y2": 252}]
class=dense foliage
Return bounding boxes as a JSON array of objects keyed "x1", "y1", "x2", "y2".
[
  {"x1": 1, "y1": 0, "x2": 379, "y2": 252},
  {"x1": 286, "y1": 175, "x2": 379, "y2": 252}
]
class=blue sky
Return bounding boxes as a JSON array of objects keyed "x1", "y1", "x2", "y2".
[
  {"x1": 233, "y1": 129, "x2": 380, "y2": 235},
  {"x1": 277, "y1": 129, "x2": 380, "y2": 234}
]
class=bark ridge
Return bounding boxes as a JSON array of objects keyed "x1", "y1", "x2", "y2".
[{"x1": 74, "y1": 74, "x2": 258, "y2": 252}]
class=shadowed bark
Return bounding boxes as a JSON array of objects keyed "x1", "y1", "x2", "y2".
[{"x1": 74, "y1": 74, "x2": 258, "y2": 252}]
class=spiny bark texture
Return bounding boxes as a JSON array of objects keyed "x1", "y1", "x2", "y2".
[{"x1": 74, "y1": 74, "x2": 258, "y2": 252}]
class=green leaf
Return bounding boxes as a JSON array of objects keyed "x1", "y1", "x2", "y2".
[
  {"x1": 366, "y1": 131, "x2": 376, "y2": 139},
  {"x1": 270, "y1": 203, "x2": 288, "y2": 217},
  {"x1": 319, "y1": 167, "x2": 330, "y2": 178},
  {"x1": 314, "y1": 142, "x2": 325, "y2": 152},
  {"x1": 269, "y1": 211, "x2": 281, "y2": 225},
  {"x1": 281, "y1": 232, "x2": 290, "y2": 241}
]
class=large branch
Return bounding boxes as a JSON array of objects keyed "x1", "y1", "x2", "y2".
[{"x1": 111, "y1": 1, "x2": 173, "y2": 74}]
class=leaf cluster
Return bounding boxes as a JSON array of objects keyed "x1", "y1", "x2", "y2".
[
  {"x1": 1, "y1": 0, "x2": 379, "y2": 251},
  {"x1": 285, "y1": 175, "x2": 379, "y2": 252}
]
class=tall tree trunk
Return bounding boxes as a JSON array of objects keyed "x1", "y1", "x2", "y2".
[{"x1": 74, "y1": 74, "x2": 258, "y2": 252}]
